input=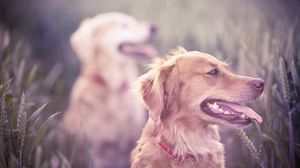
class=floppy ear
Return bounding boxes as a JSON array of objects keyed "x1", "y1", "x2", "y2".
[
  {"x1": 167, "y1": 46, "x2": 187, "y2": 56},
  {"x1": 70, "y1": 19, "x2": 95, "y2": 66},
  {"x1": 139, "y1": 60, "x2": 179, "y2": 121}
]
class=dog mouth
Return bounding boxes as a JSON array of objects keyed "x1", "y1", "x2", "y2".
[
  {"x1": 118, "y1": 42, "x2": 157, "y2": 59},
  {"x1": 200, "y1": 99, "x2": 262, "y2": 126}
]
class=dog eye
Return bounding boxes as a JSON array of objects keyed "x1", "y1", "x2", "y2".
[{"x1": 207, "y1": 68, "x2": 219, "y2": 76}]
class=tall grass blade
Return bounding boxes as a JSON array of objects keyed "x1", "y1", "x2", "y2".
[
  {"x1": 288, "y1": 109, "x2": 295, "y2": 168},
  {"x1": 8, "y1": 153, "x2": 17, "y2": 168},
  {"x1": 291, "y1": 60, "x2": 300, "y2": 88},
  {"x1": 25, "y1": 63, "x2": 39, "y2": 88},
  {"x1": 57, "y1": 151, "x2": 71, "y2": 168},
  {"x1": 278, "y1": 56, "x2": 291, "y2": 105},
  {"x1": 237, "y1": 129, "x2": 261, "y2": 165},
  {"x1": 17, "y1": 92, "x2": 27, "y2": 167},
  {"x1": 29, "y1": 112, "x2": 61, "y2": 154},
  {"x1": 0, "y1": 79, "x2": 13, "y2": 95},
  {"x1": 69, "y1": 136, "x2": 77, "y2": 167},
  {"x1": 1, "y1": 96, "x2": 8, "y2": 129},
  {"x1": 28, "y1": 103, "x2": 48, "y2": 124},
  {"x1": 16, "y1": 59, "x2": 26, "y2": 92},
  {"x1": 34, "y1": 146, "x2": 42, "y2": 168}
]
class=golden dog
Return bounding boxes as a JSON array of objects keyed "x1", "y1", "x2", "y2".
[
  {"x1": 131, "y1": 47, "x2": 264, "y2": 168},
  {"x1": 61, "y1": 13, "x2": 157, "y2": 168}
]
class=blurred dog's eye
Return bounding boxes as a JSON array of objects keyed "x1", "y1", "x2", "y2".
[{"x1": 207, "y1": 68, "x2": 219, "y2": 76}]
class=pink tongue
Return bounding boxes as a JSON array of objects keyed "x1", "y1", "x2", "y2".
[
  {"x1": 218, "y1": 102, "x2": 262, "y2": 123},
  {"x1": 122, "y1": 44, "x2": 157, "y2": 58}
]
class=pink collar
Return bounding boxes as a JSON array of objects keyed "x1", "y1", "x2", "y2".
[
  {"x1": 158, "y1": 142, "x2": 195, "y2": 161},
  {"x1": 90, "y1": 75, "x2": 107, "y2": 86},
  {"x1": 89, "y1": 75, "x2": 128, "y2": 92}
]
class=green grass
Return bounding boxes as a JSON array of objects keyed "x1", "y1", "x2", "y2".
[
  {"x1": 0, "y1": 31, "x2": 61, "y2": 168},
  {"x1": 0, "y1": 0, "x2": 299, "y2": 167}
]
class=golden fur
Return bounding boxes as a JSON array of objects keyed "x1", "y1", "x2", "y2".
[
  {"x1": 131, "y1": 47, "x2": 264, "y2": 168},
  {"x1": 60, "y1": 13, "x2": 156, "y2": 168}
]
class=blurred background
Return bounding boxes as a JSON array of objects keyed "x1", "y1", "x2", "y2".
[{"x1": 0, "y1": 0, "x2": 299, "y2": 167}]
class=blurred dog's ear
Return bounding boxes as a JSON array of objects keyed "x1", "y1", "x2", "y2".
[
  {"x1": 138, "y1": 59, "x2": 179, "y2": 121},
  {"x1": 70, "y1": 19, "x2": 95, "y2": 66}
]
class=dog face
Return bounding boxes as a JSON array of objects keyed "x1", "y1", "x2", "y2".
[
  {"x1": 139, "y1": 47, "x2": 264, "y2": 128},
  {"x1": 71, "y1": 12, "x2": 157, "y2": 66}
]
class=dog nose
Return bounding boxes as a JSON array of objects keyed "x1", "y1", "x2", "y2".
[
  {"x1": 250, "y1": 78, "x2": 264, "y2": 90},
  {"x1": 149, "y1": 24, "x2": 157, "y2": 36}
]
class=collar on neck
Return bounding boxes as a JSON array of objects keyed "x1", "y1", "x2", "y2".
[
  {"x1": 157, "y1": 141, "x2": 195, "y2": 161},
  {"x1": 90, "y1": 74, "x2": 107, "y2": 86},
  {"x1": 89, "y1": 74, "x2": 128, "y2": 92}
]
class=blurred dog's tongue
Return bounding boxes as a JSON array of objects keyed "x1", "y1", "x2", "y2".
[
  {"x1": 122, "y1": 44, "x2": 157, "y2": 58},
  {"x1": 219, "y1": 102, "x2": 262, "y2": 123}
]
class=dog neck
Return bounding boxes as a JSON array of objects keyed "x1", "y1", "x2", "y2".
[
  {"x1": 150, "y1": 116, "x2": 224, "y2": 160},
  {"x1": 157, "y1": 139, "x2": 195, "y2": 161},
  {"x1": 80, "y1": 61, "x2": 136, "y2": 92},
  {"x1": 83, "y1": 73, "x2": 129, "y2": 92},
  {"x1": 89, "y1": 74, "x2": 107, "y2": 86}
]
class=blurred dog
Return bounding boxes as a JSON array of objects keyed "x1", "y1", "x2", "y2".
[
  {"x1": 62, "y1": 12, "x2": 157, "y2": 168},
  {"x1": 131, "y1": 47, "x2": 264, "y2": 168}
]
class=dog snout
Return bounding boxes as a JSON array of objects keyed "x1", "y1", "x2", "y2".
[{"x1": 249, "y1": 78, "x2": 264, "y2": 91}]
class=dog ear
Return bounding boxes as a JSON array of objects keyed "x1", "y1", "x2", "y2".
[
  {"x1": 167, "y1": 46, "x2": 187, "y2": 57},
  {"x1": 139, "y1": 60, "x2": 178, "y2": 121},
  {"x1": 70, "y1": 19, "x2": 95, "y2": 66}
]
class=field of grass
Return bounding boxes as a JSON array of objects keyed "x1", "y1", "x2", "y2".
[{"x1": 0, "y1": 0, "x2": 299, "y2": 167}]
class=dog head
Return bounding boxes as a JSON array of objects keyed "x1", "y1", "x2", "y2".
[
  {"x1": 139, "y1": 47, "x2": 264, "y2": 128},
  {"x1": 70, "y1": 12, "x2": 157, "y2": 67}
]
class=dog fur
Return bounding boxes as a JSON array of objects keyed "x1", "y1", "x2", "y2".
[
  {"x1": 131, "y1": 47, "x2": 264, "y2": 168},
  {"x1": 61, "y1": 13, "x2": 157, "y2": 168}
]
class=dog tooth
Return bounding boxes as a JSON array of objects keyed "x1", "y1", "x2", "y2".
[
  {"x1": 224, "y1": 111, "x2": 230, "y2": 114},
  {"x1": 213, "y1": 102, "x2": 219, "y2": 108},
  {"x1": 209, "y1": 103, "x2": 215, "y2": 109},
  {"x1": 241, "y1": 114, "x2": 246, "y2": 118}
]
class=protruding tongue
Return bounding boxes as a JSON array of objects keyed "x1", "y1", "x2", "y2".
[
  {"x1": 218, "y1": 102, "x2": 262, "y2": 123},
  {"x1": 121, "y1": 43, "x2": 158, "y2": 59}
]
